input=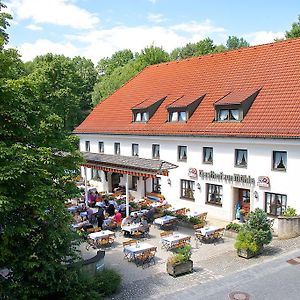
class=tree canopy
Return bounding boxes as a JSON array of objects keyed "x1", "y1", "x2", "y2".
[
  {"x1": 285, "y1": 15, "x2": 300, "y2": 39},
  {"x1": 226, "y1": 36, "x2": 250, "y2": 50}
]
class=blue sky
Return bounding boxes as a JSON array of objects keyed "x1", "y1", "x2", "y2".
[{"x1": 3, "y1": 0, "x2": 300, "y2": 63}]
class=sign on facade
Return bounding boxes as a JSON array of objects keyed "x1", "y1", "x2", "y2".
[
  {"x1": 257, "y1": 176, "x2": 270, "y2": 187},
  {"x1": 188, "y1": 167, "x2": 198, "y2": 179}
]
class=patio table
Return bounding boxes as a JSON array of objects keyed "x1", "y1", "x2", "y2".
[
  {"x1": 88, "y1": 230, "x2": 115, "y2": 241},
  {"x1": 161, "y1": 233, "x2": 191, "y2": 250},
  {"x1": 123, "y1": 242, "x2": 155, "y2": 263},
  {"x1": 197, "y1": 226, "x2": 220, "y2": 237},
  {"x1": 121, "y1": 223, "x2": 144, "y2": 234},
  {"x1": 153, "y1": 215, "x2": 177, "y2": 225},
  {"x1": 130, "y1": 209, "x2": 149, "y2": 218}
]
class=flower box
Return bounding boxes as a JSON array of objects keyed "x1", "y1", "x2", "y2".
[{"x1": 166, "y1": 260, "x2": 193, "y2": 277}]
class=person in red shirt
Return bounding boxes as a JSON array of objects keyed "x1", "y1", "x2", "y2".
[{"x1": 113, "y1": 210, "x2": 122, "y2": 223}]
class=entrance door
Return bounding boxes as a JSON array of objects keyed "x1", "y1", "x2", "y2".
[
  {"x1": 239, "y1": 188, "x2": 250, "y2": 214},
  {"x1": 111, "y1": 172, "x2": 121, "y2": 191}
]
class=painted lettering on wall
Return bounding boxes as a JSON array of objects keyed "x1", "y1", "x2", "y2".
[{"x1": 198, "y1": 170, "x2": 255, "y2": 185}]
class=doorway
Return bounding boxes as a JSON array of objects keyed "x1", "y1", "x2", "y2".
[
  {"x1": 233, "y1": 188, "x2": 250, "y2": 220},
  {"x1": 111, "y1": 172, "x2": 122, "y2": 192}
]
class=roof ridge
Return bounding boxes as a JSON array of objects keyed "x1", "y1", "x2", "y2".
[{"x1": 146, "y1": 37, "x2": 300, "y2": 69}]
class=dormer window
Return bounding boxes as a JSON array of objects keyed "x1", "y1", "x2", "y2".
[
  {"x1": 215, "y1": 89, "x2": 261, "y2": 122},
  {"x1": 170, "y1": 111, "x2": 187, "y2": 122},
  {"x1": 132, "y1": 96, "x2": 165, "y2": 123},
  {"x1": 218, "y1": 109, "x2": 240, "y2": 121},
  {"x1": 168, "y1": 94, "x2": 204, "y2": 123},
  {"x1": 134, "y1": 112, "x2": 149, "y2": 122}
]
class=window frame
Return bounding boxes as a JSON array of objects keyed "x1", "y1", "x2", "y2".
[
  {"x1": 169, "y1": 110, "x2": 187, "y2": 122},
  {"x1": 152, "y1": 177, "x2": 161, "y2": 193},
  {"x1": 91, "y1": 168, "x2": 101, "y2": 180},
  {"x1": 85, "y1": 141, "x2": 90, "y2": 152},
  {"x1": 178, "y1": 145, "x2": 187, "y2": 162},
  {"x1": 134, "y1": 111, "x2": 149, "y2": 122},
  {"x1": 132, "y1": 143, "x2": 139, "y2": 157},
  {"x1": 98, "y1": 141, "x2": 104, "y2": 153},
  {"x1": 180, "y1": 179, "x2": 195, "y2": 200},
  {"x1": 265, "y1": 192, "x2": 287, "y2": 216},
  {"x1": 114, "y1": 142, "x2": 120, "y2": 155},
  {"x1": 272, "y1": 151, "x2": 287, "y2": 171},
  {"x1": 217, "y1": 108, "x2": 240, "y2": 122},
  {"x1": 152, "y1": 144, "x2": 160, "y2": 159},
  {"x1": 206, "y1": 183, "x2": 223, "y2": 206},
  {"x1": 203, "y1": 147, "x2": 213, "y2": 164},
  {"x1": 235, "y1": 149, "x2": 248, "y2": 168}
]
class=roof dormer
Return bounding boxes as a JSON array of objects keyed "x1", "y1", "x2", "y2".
[
  {"x1": 132, "y1": 96, "x2": 166, "y2": 123},
  {"x1": 214, "y1": 88, "x2": 261, "y2": 122},
  {"x1": 167, "y1": 94, "x2": 205, "y2": 122}
]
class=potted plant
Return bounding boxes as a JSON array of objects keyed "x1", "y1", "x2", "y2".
[
  {"x1": 166, "y1": 245, "x2": 193, "y2": 277},
  {"x1": 235, "y1": 208, "x2": 272, "y2": 258}
]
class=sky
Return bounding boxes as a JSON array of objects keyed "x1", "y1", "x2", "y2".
[{"x1": 3, "y1": 0, "x2": 300, "y2": 64}]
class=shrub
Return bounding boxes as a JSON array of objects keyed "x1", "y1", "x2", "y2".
[
  {"x1": 167, "y1": 245, "x2": 192, "y2": 265},
  {"x1": 176, "y1": 214, "x2": 189, "y2": 222},
  {"x1": 283, "y1": 206, "x2": 297, "y2": 217},
  {"x1": 226, "y1": 222, "x2": 242, "y2": 233},
  {"x1": 234, "y1": 228, "x2": 258, "y2": 253},
  {"x1": 94, "y1": 268, "x2": 122, "y2": 296},
  {"x1": 189, "y1": 217, "x2": 204, "y2": 225}
]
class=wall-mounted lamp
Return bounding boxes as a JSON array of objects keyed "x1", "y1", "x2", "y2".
[
  {"x1": 196, "y1": 183, "x2": 201, "y2": 190},
  {"x1": 254, "y1": 191, "x2": 259, "y2": 199},
  {"x1": 167, "y1": 178, "x2": 171, "y2": 185}
]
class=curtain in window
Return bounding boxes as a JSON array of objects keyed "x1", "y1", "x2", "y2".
[
  {"x1": 179, "y1": 147, "x2": 187, "y2": 159},
  {"x1": 135, "y1": 113, "x2": 141, "y2": 122},
  {"x1": 236, "y1": 150, "x2": 247, "y2": 166},
  {"x1": 219, "y1": 109, "x2": 229, "y2": 121},
  {"x1": 171, "y1": 112, "x2": 178, "y2": 121},
  {"x1": 204, "y1": 148, "x2": 213, "y2": 162},
  {"x1": 178, "y1": 111, "x2": 187, "y2": 121},
  {"x1": 142, "y1": 112, "x2": 148, "y2": 121},
  {"x1": 153, "y1": 145, "x2": 160, "y2": 158},
  {"x1": 274, "y1": 152, "x2": 286, "y2": 169},
  {"x1": 230, "y1": 109, "x2": 239, "y2": 120}
]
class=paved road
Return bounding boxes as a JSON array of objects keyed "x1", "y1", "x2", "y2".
[{"x1": 155, "y1": 248, "x2": 300, "y2": 300}]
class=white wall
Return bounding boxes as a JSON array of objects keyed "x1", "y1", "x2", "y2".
[{"x1": 78, "y1": 134, "x2": 300, "y2": 221}]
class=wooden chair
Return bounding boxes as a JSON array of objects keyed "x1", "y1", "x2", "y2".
[
  {"x1": 123, "y1": 239, "x2": 137, "y2": 247},
  {"x1": 199, "y1": 212, "x2": 208, "y2": 224},
  {"x1": 193, "y1": 223, "x2": 204, "y2": 230},
  {"x1": 162, "y1": 220, "x2": 178, "y2": 231},
  {"x1": 160, "y1": 231, "x2": 173, "y2": 237},
  {"x1": 134, "y1": 247, "x2": 157, "y2": 268},
  {"x1": 97, "y1": 237, "x2": 110, "y2": 248},
  {"x1": 212, "y1": 228, "x2": 225, "y2": 245},
  {"x1": 195, "y1": 231, "x2": 207, "y2": 247}
]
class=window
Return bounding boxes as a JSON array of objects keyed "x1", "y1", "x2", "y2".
[
  {"x1": 152, "y1": 144, "x2": 160, "y2": 159},
  {"x1": 98, "y1": 141, "x2": 104, "y2": 153},
  {"x1": 235, "y1": 149, "x2": 247, "y2": 168},
  {"x1": 206, "y1": 184, "x2": 223, "y2": 206},
  {"x1": 217, "y1": 109, "x2": 239, "y2": 121},
  {"x1": 203, "y1": 147, "x2": 213, "y2": 164},
  {"x1": 272, "y1": 151, "x2": 287, "y2": 171},
  {"x1": 132, "y1": 144, "x2": 139, "y2": 156},
  {"x1": 114, "y1": 142, "x2": 120, "y2": 155},
  {"x1": 265, "y1": 192, "x2": 287, "y2": 216},
  {"x1": 152, "y1": 177, "x2": 161, "y2": 193},
  {"x1": 180, "y1": 179, "x2": 195, "y2": 200},
  {"x1": 85, "y1": 141, "x2": 90, "y2": 152},
  {"x1": 178, "y1": 146, "x2": 187, "y2": 161},
  {"x1": 169, "y1": 111, "x2": 187, "y2": 122},
  {"x1": 135, "y1": 112, "x2": 149, "y2": 122},
  {"x1": 132, "y1": 176, "x2": 138, "y2": 191},
  {"x1": 91, "y1": 168, "x2": 101, "y2": 180}
]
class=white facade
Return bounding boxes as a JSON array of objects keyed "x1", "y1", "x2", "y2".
[{"x1": 78, "y1": 133, "x2": 299, "y2": 222}]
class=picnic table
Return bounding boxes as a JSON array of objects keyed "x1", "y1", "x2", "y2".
[
  {"x1": 121, "y1": 223, "x2": 144, "y2": 235},
  {"x1": 87, "y1": 230, "x2": 115, "y2": 249},
  {"x1": 130, "y1": 209, "x2": 149, "y2": 218},
  {"x1": 161, "y1": 233, "x2": 191, "y2": 250},
  {"x1": 153, "y1": 215, "x2": 177, "y2": 225},
  {"x1": 88, "y1": 230, "x2": 115, "y2": 240},
  {"x1": 123, "y1": 242, "x2": 157, "y2": 267}
]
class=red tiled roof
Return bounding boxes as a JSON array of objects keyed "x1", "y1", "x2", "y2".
[
  {"x1": 74, "y1": 38, "x2": 300, "y2": 138},
  {"x1": 132, "y1": 95, "x2": 166, "y2": 109},
  {"x1": 214, "y1": 88, "x2": 260, "y2": 105},
  {"x1": 168, "y1": 94, "x2": 204, "y2": 108}
]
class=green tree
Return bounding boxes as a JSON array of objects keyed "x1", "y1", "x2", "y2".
[
  {"x1": 28, "y1": 54, "x2": 96, "y2": 131},
  {"x1": 0, "y1": 6, "x2": 83, "y2": 297},
  {"x1": 226, "y1": 36, "x2": 250, "y2": 50},
  {"x1": 285, "y1": 15, "x2": 300, "y2": 39},
  {"x1": 0, "y1": 2, "x2": 12, "y2": 48}
]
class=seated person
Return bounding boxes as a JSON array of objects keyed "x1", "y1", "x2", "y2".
[
  {"x1": 140, "y1": 216, "x2": 148, "y2": 232},
  {"x1": 146, "y1": 207, "x2": 156, "y2": 223},
  {"x1": 132, "y1": 212, "x2": 141, "y2": 224},
  {"x1": 113, "y1": 210, "x2": 122, "y2": 224},
  {"x1": 121, "y1": 216, "x2": 132, "y2": 227},
  {"x1": 109, "y1": 198, "x2": 118, "y2": 208},
  {"x1": 107, "y1": 203, "x2": 116, "y2": 217}
]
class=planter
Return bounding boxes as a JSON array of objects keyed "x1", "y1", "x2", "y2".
[
  {"x1": 224, "y1": 230, "x2": 238, "y2": 239},
  {"x1": 237, "y1": 245, "x2": 263, "y2": 259},
  {"x1": 166, "y1": 260, "x2": 193, "y2": 277}
]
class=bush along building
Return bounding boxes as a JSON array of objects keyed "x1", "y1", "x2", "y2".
[{"x1": 74, "y1": 38, "x2": 300, "y2": 223}]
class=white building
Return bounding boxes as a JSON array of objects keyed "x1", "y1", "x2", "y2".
[{"x1": 75, "y1": 38, "x2": 300, "y2": 222}]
